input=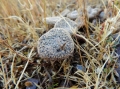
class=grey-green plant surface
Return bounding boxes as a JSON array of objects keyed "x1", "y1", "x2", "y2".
[
  {"x1": 37, "y1": 28, "x2": 74, "y2": 60},
  {"x1": 0, "y1": 0, "x2": 120, "y2": 89}
]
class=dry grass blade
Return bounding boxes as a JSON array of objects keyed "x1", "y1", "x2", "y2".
[
  {"x1": 15, "y1": 47, "x2": 34, "y2": 89},
  {"x1": 0, "y1": 0, "x2": 120, "y2": 88},
  {"x1": 95, "y1": 53, "x2": 110, "y2": 89},
  {"x1": 11, "y1": 54, "x2": 17, "y2": 85},
  {"x1": 0, "y1": 54, "x2": 7, "y2": 89}
]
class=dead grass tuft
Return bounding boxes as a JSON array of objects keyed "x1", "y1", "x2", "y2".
[{"x1": 0, "y1": 0, "x2": 120, "y2": 89}]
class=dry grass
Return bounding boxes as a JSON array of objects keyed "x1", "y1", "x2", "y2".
[{"x1": 0, "y1": 0, "x2": 120, "y2": 89}]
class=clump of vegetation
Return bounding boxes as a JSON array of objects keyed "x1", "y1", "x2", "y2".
[{"x1": 0, "y1": 0, "x2": 120, "y2": 89}]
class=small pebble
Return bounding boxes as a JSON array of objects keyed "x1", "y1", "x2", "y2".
[
  {"x1": 67, "y1": 6, "x2": 101, "y2": 19},
  {"x1": 99, "y1": 11, "x2": 106, "y2": 21},
  {"x1": 61, "y1": 9, "x2": 70, "y2": 17},
  {"x1": 43, "y1": 17, "x2": 61, "y2": 25},
  {"x1": 67, "y1": 10, "x2": 81, "y2": 19},
  {"x1": 76, "y1": 65, "x2": 86, "y2": 72},
  {"x1": 26, "y1": 78, "x2": 39, "y2": 89}
]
